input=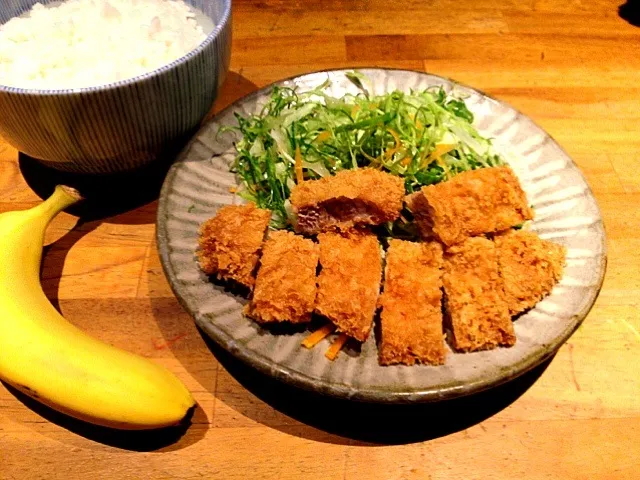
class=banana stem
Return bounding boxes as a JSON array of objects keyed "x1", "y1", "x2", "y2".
[{"x1": 31, "y1": 186, "x2": 83, "y2": 223}]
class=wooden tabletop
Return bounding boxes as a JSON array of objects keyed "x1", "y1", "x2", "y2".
[{"x1": 2, "y1": 0, "x2": 640, "y2": 478}]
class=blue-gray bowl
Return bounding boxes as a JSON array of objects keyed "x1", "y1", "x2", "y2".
[{"x1": 0, "y1": 0, "x2": 231, "y2": 174}]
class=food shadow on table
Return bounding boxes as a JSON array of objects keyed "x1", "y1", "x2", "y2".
[
  {"x1": 619, "y1": 0, "x2": 640, "y2": 26},
  {"x1": 198, "y1": 328, "x2": 552, "y2": 446},
  {"x1": 3, "y1": 381, "x2": 205, "y2": 452},
  {"x1": 18, "y1": 145, "x2": 182, "y2": 222}
]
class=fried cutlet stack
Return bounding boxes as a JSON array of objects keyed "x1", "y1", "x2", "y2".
[
  {"x1": 495, "y1": 229, "x2": 567, "y2": 316},
  {"x1": 442, "y1": 237, "x2": 515, "y2": 352},
  {"x1": 290, "y1": 168, "x2": 405, "y2": 235},
  {"x1": 197, "y1": 165, "x2": 566, "y2": 366},
  {"x1": 406, "y1": 166, "x2": 534, "y2": 246},
  {"x1": 379, "y1": 240, "x2": 446, "y2": 365},
  {"x1": 315, "y1": 231, "x2": 382, "y2": 342},
  {"x1": 197, "y1": 203, "x2": 271, "y2": 289},
  {"x1": 407, "y1": 167, "x2": 565, "y2": 356},
  {"x1": 198, "y1": 169, "x2": 395, "y2": 343},
  {"x1": 245, "y1": 231, "x2": 319, "y2": 324}
]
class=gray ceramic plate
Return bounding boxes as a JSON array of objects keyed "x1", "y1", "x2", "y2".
[{"x1": 157, "y1": 68, "x2": 606, "y2": 403}]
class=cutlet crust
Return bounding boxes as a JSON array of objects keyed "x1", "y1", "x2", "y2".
[
  {"x1": 197, "y1": 203, "x2": 271, "y2": 288},
  {"x1": 495, "y1": 229, "x2": 566, "y2": 315},
  {"x1": 246, "y1": 231, "x2": 319, "y2": 323},
  {"x1": 407, "y1": 166, "x2": 534, "y2": 246},
  {"x1": 315, "y1": 231, "x2": 382, "y2": 341},
  {"x1": 379, "y1": 240, "x2": 446, "y2": 366},
  {"x1": 443, "y1": 237, "x2": 516, "y2": 352},
  {"x1": 290, "y1": 168, "x2": 405, "y2": 234}
]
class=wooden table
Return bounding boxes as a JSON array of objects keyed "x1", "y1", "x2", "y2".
[{"x1": 2, "y1": 1, "x2": 639, "y2": 478}]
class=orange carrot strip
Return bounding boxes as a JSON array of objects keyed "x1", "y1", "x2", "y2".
[
  {"x1": 316, "y1": 131, "x2": 331, "y2": 143},
  {"x1": 325, "y1": 333, "x2": 349, "y2": 361},
  {"x1": 295, "y1": 145, "x2": 304, "y2": 184},
  {"x1": 301, "y1": 324, "x2": 336, "y2": 349},
  {"x1": 420, "y1": 143, "x2": 456, "y2": 169},
  {"x1": 387, "y1": 128, "x2": 401, "y2": 148},
  {"x1": 382, "y1": 127, "x2": 405, "y2": 160},
  {"x1": 427, "y1": 143, "x2": 455, "y2": 162}
]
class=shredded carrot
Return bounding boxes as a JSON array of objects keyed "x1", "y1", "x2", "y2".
[
  {"x1": 350, "y1": 104, "x2": 361, "y2": 118},
  {"x1": 229, "y1": 186, "x2": 237, "y2": 194},
  {"x1": 294, "y1": 145, "x2": 304, "y2": 184},
  {"x1": 384, "y1": 128, "x2": 402, "y2": 160},
  {"x1": 316, "y1": 131, "x2": 331, "y2": 143},
  {"x1": 325, "y1": 333, "x2": 349, "y2": 361},
  {"x1": 387, "y1": 128, "x2": 401, "y2": 148},
  {"x1": 427, "y1": 143, "x2": 455, "y2": 162},
  {"x1": 420, "y1": 143, "x2": 455, "y2": 169},
  {"x1": 409, "y1": 112, "x2": 423, "y2": 130},
  {"x1": 301, "y1": 324, "x2": 335, "y2": 349}
]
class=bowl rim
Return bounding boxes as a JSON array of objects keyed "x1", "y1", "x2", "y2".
[{"x1": 0, "y1": 0, "x2": 231, "y2": 96}]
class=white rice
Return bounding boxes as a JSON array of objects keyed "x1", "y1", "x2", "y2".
[{"x1": 0, "y1": 0, "x2": 211, "y2": 90}]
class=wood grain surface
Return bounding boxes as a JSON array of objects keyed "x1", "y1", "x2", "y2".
[{"x1": 2, "y1": 0, "x2": 640, "y2": 478}]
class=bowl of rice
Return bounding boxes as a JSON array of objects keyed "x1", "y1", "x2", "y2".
[{"x1": 0, "y1": 0, "x2": 231, "y2": 174}]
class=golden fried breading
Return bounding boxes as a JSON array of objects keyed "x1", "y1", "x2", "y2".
[
  {"x1": 315, "y1": 231, "x2": 382, "y2": 341},
  {"x1": 197, "y1": 203, "x2": 271, "y2": 288},
  {"x1": 246, "y1": 231, "x2": 319, "y2": 323},
  {"x1": 443, "y1": 237, "x2": 515, "y2": 352},
  {"x1": 495, "y1": 229, "x2": 566, "y2": 316},
  {"x1": 379, "y1": 240, "x2": 446, "y2": 366},
  {"x1": 406, "y1": 166, "x2": 534, "y2": 246},
  {"x1": 290, "y1": 168, "x2": 405, "y2": 235}
]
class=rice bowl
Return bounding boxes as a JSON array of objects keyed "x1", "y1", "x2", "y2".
[
  {"x1": 0, "y1": 0, "x2": 214, "y2": 90},
  {"x1": 0, "y1": 0, "x2": 231, "y2": 174}
]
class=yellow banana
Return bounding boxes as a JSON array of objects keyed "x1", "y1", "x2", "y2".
[{"x1": 0, "y1": 186, "x2": 194, "y2": 429}]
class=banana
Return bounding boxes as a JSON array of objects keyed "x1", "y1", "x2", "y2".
[{"x1": 0, "y1": 186, "x2": 194, "y2": 429}]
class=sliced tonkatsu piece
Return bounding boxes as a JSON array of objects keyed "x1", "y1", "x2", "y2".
[
  {"x1": 378, "y1": 240, "x2": 446, "y2": 366},
  {"x1": 495, "y1": 229, "x2": 566, "y2": 316},
  {"x1": 406, "y1": 166, "x2": 534, "y2": 246},
  {"x1": 245, "y1": 231, "x2": 319, "y2": 323},
  {"x1": 443, "y1": 237, "x2": 516, "y2": 352},
  {"x1": 290, "y1": 168, "x2": 405, "y2": 235},
  {"x1": 315, "y1": 231, "x2": 382, "y2": 342},
  {"x1": 197, "y1": 202, "x2": 271, "y2": 289}
]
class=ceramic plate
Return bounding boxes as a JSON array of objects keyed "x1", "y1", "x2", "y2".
[{"x1": 156, "y1": 68, "x2": 606, "y2": 403}]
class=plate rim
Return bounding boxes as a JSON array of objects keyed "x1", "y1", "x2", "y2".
[{"x1": 156, "y1": 67, "x2": 608, "y2": 403}]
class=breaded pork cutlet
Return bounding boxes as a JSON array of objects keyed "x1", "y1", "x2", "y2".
[
  {"x1": 495, "y1": 229, "x2": 566, "y2": 316},
  {"x1": 406, "y1": 166, "x2": 534, "y2": 246},
  {"x1": 197, "y1": 203, "x2": 271, "y2": 289},
  {"x1": 246, "y1": 231, "x2": 319, "y2": 324},
  {"x1": 379, "y1": 240, "x2": 446, "y2": 366},
  {"x1": 290, "y1": 168, "x2": 405, "y2": 235},
  {"x1": 315, "y1": 231, "x2": 382, "y2": 342},
  {"x1": 443, "y1": 237, "x2": 516, "y2": 352}
]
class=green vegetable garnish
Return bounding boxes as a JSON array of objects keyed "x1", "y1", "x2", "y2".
[{"x1": 225, "y1": 72, "x2": 504, "y2": 229}]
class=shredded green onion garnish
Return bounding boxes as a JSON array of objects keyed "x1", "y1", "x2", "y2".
[{"x1": 223, "y1": 71, "x2": 504, "y2": 230}]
